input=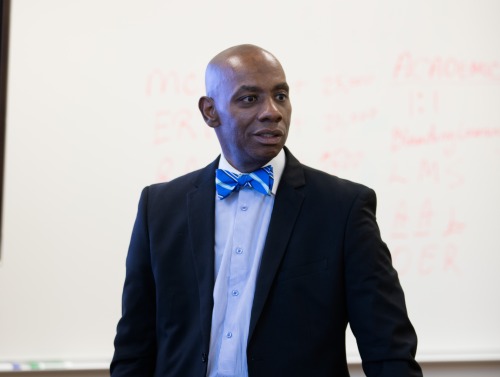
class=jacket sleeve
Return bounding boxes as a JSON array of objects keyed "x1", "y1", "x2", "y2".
[
  {"x1": 344, "y1": 187, "x2": 423, "y2": 377},
  {"x1": 110, "y1": 187, "x2": 157, "y2": 376}
]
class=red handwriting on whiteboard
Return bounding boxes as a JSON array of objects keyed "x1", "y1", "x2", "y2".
[
  {"x1": 322, "y1": 74, "x2": 375, "y2": 95},
  {"x1": 146, "y1": 69, "x2": 200, "y2": 96},
  {"x1": 389, "y1": 158, "x2": 464, "y2": 189},
  {"x1": 389, "y1": 201, "x2": 464, "y2": 276},
  {"x1": 415, "y1": 199, "x2": 433, "y2": 237},
  {"x1": 319, "y1": 149, "x2": 365, "y2": 172},
  {"x1": 392, "y1": 52, "x2": 500, "y2": 82},
  {"x1": 388, "y1": 163, "x2": 408, "y2": 185},
  {"x1": 391, "y1": 125, "x2": 500, "y2": 152},
  {"x1": 420, "y1": 243, "x2": 461, "y2": 275},
  {"x1": 408, "y1": 90, "x2": 440, "y2": 117},
  {"x1": 417, "y1": 160, "x2": 440, "y2": 184},
  {"x1": 442, "y1": 244, "x2": 461, "y2": 273},
  {"x1": 443, "y1": 209, "x2": 466, "y2": 237},
  {"x1": 392, "y1": 243, "x2": 461, "y2": 276},
  {"x1": 323, "y1": 108, "x2": 378, "y2": 133},
  {"x1": 153, "y1": 109, "x2": 211, "y2": 144},
  {"x1": 391, "y1": 200, "x2": 410, "y2": 239},
  {"x1": 390, "y1": 200, "x2": 466, "y2": 240}
]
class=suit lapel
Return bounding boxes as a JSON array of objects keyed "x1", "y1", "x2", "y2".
[
  {"x1": 187, "y1": 158, "x2": 219, "y2": 356},
  {"x1": 248, "y1": 148, "x2": 306, "y2": 340}
]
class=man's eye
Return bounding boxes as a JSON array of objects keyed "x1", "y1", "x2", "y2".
[
  {"x1": 241, "y1": 95, "x2": 257, "y2": 103},
  {"x1": 276, "y1": 93, "x2": 288, "y2": 101}
]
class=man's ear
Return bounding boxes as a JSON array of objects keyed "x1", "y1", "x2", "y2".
[{"x1": 198, "y1": 96, "x2": 220, "y2": 128}]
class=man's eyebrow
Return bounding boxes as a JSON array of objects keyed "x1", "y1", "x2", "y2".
[
  {"x1": 231, "y1": 85, "x2": 261, "y2": 100},
  {"x1": 234, "y1": 83, "x2": 290, "y2": 94},
  {"x1": 236, "y1": 85, "x2": 261, "y2": 93},
  {"x1": 274, "y1": 82, "x2": 290, "y2": 92}
]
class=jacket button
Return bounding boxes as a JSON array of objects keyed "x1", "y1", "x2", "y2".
[{"x1": 201, "y1": 352, "x2": 207, "y2": 363}]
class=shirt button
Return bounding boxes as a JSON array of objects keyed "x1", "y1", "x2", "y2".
[
  {"x1": 235, "y1": 247, "x2": 243, "y2": 254},
  {"x1": 226, "y1": 331, "x2": 233, "y2": 338},
  {"x1": 231, "y1": 290, "x2": 239, "y2": 296},
  {"x1": 240, "y1": 205, "x2": 248, "y2": 211}
]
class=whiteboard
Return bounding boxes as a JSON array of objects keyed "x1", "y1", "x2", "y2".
[{"x1": 1, "y1": 0, "x2": 499, "y2": 366}]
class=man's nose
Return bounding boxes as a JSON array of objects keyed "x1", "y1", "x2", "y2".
[{"x1": 258, "y1": 97, "x2": 283, "y2": 123}]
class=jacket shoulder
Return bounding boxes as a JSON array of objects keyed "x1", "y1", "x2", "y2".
[{"x1": 301, "y1": 163, "x2": 373, "y2": 198}]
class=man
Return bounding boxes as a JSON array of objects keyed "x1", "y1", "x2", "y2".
[{"x1": 111, "y1": 44, "x2": 422, "y2": 377}]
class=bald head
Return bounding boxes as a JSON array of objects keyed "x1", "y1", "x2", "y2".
[
  {"x1": 204, "y1": 44, "x2": 285, "y2": 98},
  {"x1": 198, "y1": 44, "x2": 291, "y2": 172}
]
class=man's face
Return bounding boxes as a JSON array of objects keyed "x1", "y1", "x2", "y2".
[{"x1": 210, "y1": 52, "x2": 292, "y2": 172}]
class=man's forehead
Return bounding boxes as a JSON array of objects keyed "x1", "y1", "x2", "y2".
[
  {"x1": 205, "y1": 45, "x2": 286, "y2": 96},
  {"x1": 224, "y1": 49, "x2": 277, "y2": 69}
]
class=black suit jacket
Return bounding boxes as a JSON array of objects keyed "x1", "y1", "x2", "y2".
[{"x1": 111, "y1": 148, "x2": 422, "y2": 377}]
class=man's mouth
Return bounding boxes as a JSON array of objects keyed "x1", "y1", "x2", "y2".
[{"x1": 254, "y1": 129, "x2": 284, "y2": 144}]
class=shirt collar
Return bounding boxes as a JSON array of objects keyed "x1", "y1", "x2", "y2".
[{"x1": 217, "y1": 149, "x2": 286, "y2": 195}]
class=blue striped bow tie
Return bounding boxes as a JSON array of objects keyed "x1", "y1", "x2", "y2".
[{"x1": 215, "y1": 166, "x2": 274, "y2": 199}]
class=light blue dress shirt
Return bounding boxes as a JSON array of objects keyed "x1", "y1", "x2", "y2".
[{"x1": 207, "y1": 150, "x2": 286, "y2": 377}]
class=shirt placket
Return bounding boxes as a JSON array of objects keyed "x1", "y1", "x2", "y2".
[{"x1": 217, "y1": 189, "x2": 253, "y2": 375}]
